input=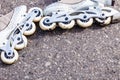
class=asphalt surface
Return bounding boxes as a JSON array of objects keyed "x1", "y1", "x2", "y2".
[{"x1": 0, "y1": 0, "x2": 120, "y2": 80}]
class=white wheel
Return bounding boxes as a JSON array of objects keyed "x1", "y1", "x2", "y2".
[
  {"x1": 28, "y1": 7, "x2": 43, "y2": 22},
  {"x1": 58, "y1": 20, "x2": 75, "y2": 29},
  {"x1": 1, "y1": 50, "x2": 19, "y2": 64},
  {"x1": 76, "y1": 18, "x2": 93, "y2": 28},
  {"x1": 23, "y1": 22, "x2": 36, "y2": 36},
  {"x1": 95, "y1": 17, "x2": 112, "y2": 25},
  {"x1": 14, "y1": 35, "x2": 27, "y2": 50},
  {"x1": 39, "y1": 16, "x2": 56, "y2": 30},
  {"x1": 95, "y1": 10, "x2": 112, "y2": 25}
]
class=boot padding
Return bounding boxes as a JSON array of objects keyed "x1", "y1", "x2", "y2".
[{"x1": 0, "y1": 11, "x2": 13, "y2": 31}]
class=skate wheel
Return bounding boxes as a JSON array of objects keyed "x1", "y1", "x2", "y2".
[
  {"x1": 23, "y1": 22, "x2": 36, "y2": 36},
  {"x1": 14, "y1": 35, "x2": 27, "y2": 50},
  {"x1": 1, "y1": 49, "x2": 19, "y2": 64},
  {"x1": 39, "y1": 16, "x2": 56, "y2": 30},
  {"x1": 76, "y1": 18, "x2": 93, "y2": 28},
  {"x1": 58, "y1": 20, "x2": 75, "y2": 29},
  {"x1": 28, "y1": 7, "x2": 43, "y2": 22},
  {"x1": 95, "y1": 17, "x2": 112, "y2": 25}
]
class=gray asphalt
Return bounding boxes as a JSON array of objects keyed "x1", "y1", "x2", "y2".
[{"x1": 0, "y1": 0, "x2": 120, "y2": 80}]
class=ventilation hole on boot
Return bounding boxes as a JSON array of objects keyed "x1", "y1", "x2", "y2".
[
  {"x1": 65, "y1": 17, "x2": 68, "y2": 20},
  {"x1": 58, "y1": 10, "x2": 60, "y2": 12},
  {"x1": 94, "y1": 7, "x2": 96, "y2": 9},
  {"x1": 84, "y1": 15, "x2": 87, "y2": 19},
  {"x1": 34, "y1": 11, "x2": 38, "y2": 13},
  {"x1": 26, "y1": 23, "x2": 29, "y2": 27},
  {"x1": 102, "y1": 14, "x2": 105, "y2": 16},
  {"x1": 3, "y1": 43, "x2": 5, "y2": 45},
  {"x1": 17, "y1": 37, "x2": 20, "y2": 41}
]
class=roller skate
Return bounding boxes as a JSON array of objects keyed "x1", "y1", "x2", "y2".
[
  {"x1": 0, "y1": 5, "x2": 42, "y2": 64},
  {"x1": 39, "y1": 0, "x2": 120, "y2": 30}
]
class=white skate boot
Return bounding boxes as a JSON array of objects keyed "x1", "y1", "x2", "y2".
[
  {"x1": 40, "y1": 0, "x2": 120, "y2": 30},
  {"x1": 0, "y1": 5, "x2": 43, "y2": 64}
]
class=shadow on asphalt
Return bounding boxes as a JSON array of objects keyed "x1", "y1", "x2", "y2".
[{"x1": 28, "y1": 22, "x2": 112, "y2": 40}]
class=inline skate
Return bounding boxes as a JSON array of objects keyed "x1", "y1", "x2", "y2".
[
  {"x1": 39, "y1": 0, "x2": 120, "y2": 30},
  {"x1": 0, "y1": 5, "x2": 42, "y2": 64}
]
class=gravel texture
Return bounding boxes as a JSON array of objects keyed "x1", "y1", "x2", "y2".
[{"x1": 0, "y1": 0, "x2": 120, "y2": 80}]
